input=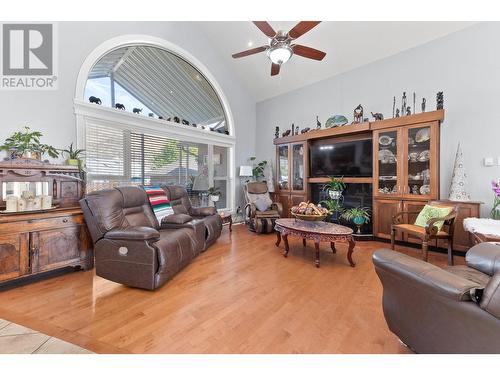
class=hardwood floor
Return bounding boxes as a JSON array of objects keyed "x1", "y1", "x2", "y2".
[{"x1": 0, "y1": 225, "x2": 463, "y2": 354}]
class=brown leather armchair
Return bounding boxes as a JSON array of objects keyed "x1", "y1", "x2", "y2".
[
  {"x1": 80, "y1": 186, "x2": 204, "y2": 290},
  {"x1": 373, "y1": 242, "x2": 500, "y2": 353},
  {"x1": 391, "y1": 202, "x2": 458, "y2": 265},
  {"x1": 244, "y1": 181, "x2": 283, "y2": 233},
  {"x1": 161, "y1": 185, "x2": 222, "y2": 249}
]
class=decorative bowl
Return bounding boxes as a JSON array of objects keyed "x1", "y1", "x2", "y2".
[{"x1": 292, "y1": 213, "x2": 327, "y2": 221}]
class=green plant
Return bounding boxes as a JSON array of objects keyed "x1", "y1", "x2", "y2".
[
  {"x1": 341, "y1": 207, "x2": 371, "y2": 223},
  {"x1": 207, "y1": 186, "x2": 221, "y2": 196},
  {"x1": 319, "y1": 199, "x2": 344, "y2": 214},
  {"x1": 61, "y1": 143, "x2": 85, "y2": 160},
  {"x1": 322, "y1": 176, "x2": 346, "y2": 192},
  {"x1": 249, "y1": 156, "x2": 267, "y2": 179},
  {"x1": 0, "y1": 126, "x2": 59, "y2": 158}
]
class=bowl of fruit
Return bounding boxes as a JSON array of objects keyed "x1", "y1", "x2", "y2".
[{"x1": 290, "y1": 202, "x2": 329, "y2": 221}]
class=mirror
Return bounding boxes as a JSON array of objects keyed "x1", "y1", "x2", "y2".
[
  {"x1": 85, "y1": 45, "x2": 228, "y2": 134},
  {"x1": 2, "y1": 182, "x2": 50, "y2": 200}
]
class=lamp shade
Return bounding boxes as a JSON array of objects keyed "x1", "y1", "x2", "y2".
[
  {"x1": 192, "y1": 173, "x2": 209, "y2": 191},
  {"x1": 239, "y1": 165, "x2": 253, "y2": 177}
]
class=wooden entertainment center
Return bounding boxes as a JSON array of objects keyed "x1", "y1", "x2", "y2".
[
  {"x1": 273, "y1": 110, "x2": 480, "y2": 252},
  {"x1": 0, "y1": 159, "x2": 93, "y2": 285}
]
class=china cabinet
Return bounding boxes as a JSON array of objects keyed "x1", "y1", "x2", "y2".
[{"x1": 275, "y1": 141, "x2": 307, "y2": 217}]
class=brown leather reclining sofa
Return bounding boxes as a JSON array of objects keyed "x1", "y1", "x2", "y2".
[
  {"x1": 80, "y1": 186, "x2": 222, "y2": 290},
  {"x1": 373, "y1": 242, "x2": 500, "y2": 353}
]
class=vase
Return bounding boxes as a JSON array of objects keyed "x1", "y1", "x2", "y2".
[
  {"x1": 66, "y1": 159, "x2": 80, "y2": 166},
  {"x1": 328, "y1": 190, "x2": 342, "y2": 200},
  {"x1": 352, "y1": 216, "x2": 365, "y2": 234}
]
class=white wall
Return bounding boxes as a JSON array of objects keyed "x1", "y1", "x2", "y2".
[
  {"x1": 0, "y1": 22, "x2": 256, "y2": 210},
  {"x1": 256, "y1": 22, "x2": 500, "y2": 216}
]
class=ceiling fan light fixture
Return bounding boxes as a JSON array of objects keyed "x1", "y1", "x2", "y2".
[{"x1": 267, "y1": 45, "x2": 292, "y2": 65}]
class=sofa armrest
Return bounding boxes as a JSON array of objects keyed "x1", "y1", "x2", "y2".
[
  {"x1": 480, "y1": 273, "x2": 500, "y2": 318},
  {"x1": 162, "y1": 213, "x2": 192, "y2": 224},
  {"x1": 271, "y1": 202, "x2": 283, "y2": 217},
  {"x1": 245, "y1": 203, "x2": 256, "y2": 219},
  {"x1": 104, "y1": 226, "x2": 160, "y2": 242},
  {"x1": 373, "y1": 249, "x2": 481, "y2": 301},
  {"x1": 466, "y1": 242, "x2": 500, "y2": 276},
  {"x1": 190, "y1": 206, "x2": 216, "y2": 217}
]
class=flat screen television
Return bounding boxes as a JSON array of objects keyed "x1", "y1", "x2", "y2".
[{"x1": 310, "y1": 138, "x2": 372, "y2": 177}]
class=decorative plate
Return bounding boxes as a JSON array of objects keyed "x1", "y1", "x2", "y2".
[
  {"x1": 378, "y1": 149, "x2": 395, "y2": 161},
  {"x1": 379, "y1": 135, "x2": 393, "y2": 146},
  {"x1": 416, "y1": 128, "x2": 430, "y2": 143},
  {"x1": 325, "y1": 115, "x2": 348, "y2": 128},
  {"x1": 418, "y1": 150, "x2": 430, "y2": 162},
  {"x1": 420, "y1": 185, "x2": 431, "y2": 195}
]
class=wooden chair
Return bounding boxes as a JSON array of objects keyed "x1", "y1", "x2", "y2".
[{"x1": 391, "y1": 203, "x2": 458, "y2": 265}]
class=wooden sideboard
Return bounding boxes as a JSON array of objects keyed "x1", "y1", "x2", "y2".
[
  {"x1": 272, "y1": 109, "x2": 481, "y2": 252},
  {"x1": 0, "y1": 159, "x2": 93, "y2": 285}
]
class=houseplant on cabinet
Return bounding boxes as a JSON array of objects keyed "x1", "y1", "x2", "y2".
[
  {"x1": 61, "y1": 143, "x2": 85, "y2": 166},
  {"x1": 341, "y1": 206, "x2": 371, "y2": 234},
  {"x1": 0, "y1": 126, "x2": 59, "y2": 160}
]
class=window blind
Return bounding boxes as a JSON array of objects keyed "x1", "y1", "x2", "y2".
[{"x1": 85, "y1": 123, "x2": 126, "y2": 177}]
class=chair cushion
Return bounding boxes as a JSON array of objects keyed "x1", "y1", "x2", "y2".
[
  {"x1": 162, "y1": 213, "x2": 192, "y2": 224},
  {"x1": 255, "y1": 197, "x2": 271, "y2": 212},
  {"x1": 414, "y1": 204, "x2": 453, "y2": 230},
  {"x1": 144, "y1": 186, "x2": 174, "y2": 223},
  {"x1": 393, "y1": 224, "x2": 448, "y2": 237},
  {"x1": 248, "y1": 193, "x2": 273, "y2": 211}
]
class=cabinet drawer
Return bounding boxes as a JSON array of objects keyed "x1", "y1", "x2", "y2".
[{"x1": 0, "y1": 214, "x2": 84, "y2": 234}]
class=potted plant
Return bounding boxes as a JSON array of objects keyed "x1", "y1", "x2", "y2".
[
  {"x1": 322, "y1": 176, "x2": 346, "y2": 200},
  {"x1": 491, "y1": 181, "x2": 500, "y2": 220},
  {"x1": 319, "y1": 199, "x2": 344, "y2": 222},
  {"x1": 0, "y1": 126, "x2": 59, "y2": 160},
  {"x1": 61, "y1": 143, "x2": 85, "y2": 166},
  {"x1": 249, "y1": 156, "x2": 267, "y2": 181},
  {"x1": 341, "y1": 206, "x2": 371, "y2": 234}
]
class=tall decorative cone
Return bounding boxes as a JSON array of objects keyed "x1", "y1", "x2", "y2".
[
  {"x1": 448, "y1": 143, "x2": 471, "y2": 201},
  {"x1": 266, "y1": 163, "x2": 275, "y2": 193}
]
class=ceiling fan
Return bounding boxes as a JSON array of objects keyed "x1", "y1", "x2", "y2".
[{"x1": 232, "y1": 21, "x2": 326, "y2": 76}]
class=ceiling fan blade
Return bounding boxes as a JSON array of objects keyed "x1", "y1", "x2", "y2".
[
  {"x1": 292, "y1": 44, "x2": 326, "y2": 61},
  {"x1": 271, "y1": 63, "x2": 280, "y2": 76},
  {"x1": 288, "y1": 21, "x2": 321, "y2": 39},
  {"x1": 253, "y1": 21, "x2": 276, "y2": 38},
  {"x1": 232, "y1": 46, "x2": 267, "y2": 58}
]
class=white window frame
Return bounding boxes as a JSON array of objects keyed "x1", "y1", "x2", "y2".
[{"x1": 73, "y1": 35, "x2": 236, "y2": 213}]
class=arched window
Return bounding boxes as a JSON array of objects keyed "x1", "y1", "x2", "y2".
[{"x1": 74, "y1": 37, "x2": 235, "y2": 211}]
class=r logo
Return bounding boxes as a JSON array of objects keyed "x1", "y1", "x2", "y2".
[{"x1": 2, "y1": 24, "x2": 53, "y2": 76}]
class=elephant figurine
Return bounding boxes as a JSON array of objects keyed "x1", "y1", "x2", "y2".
[
  {"x1": 182, "y1": 119, "x2": 190, "y2": 125},
  {"x1": 371, "y1": 112, "x2": 384, "y2": 121},
  {"x1": 282, "y1": 130, "x2": 291, "y2": 137},
  {"x1": 115, "y1": 103, "x2": 125, "y2": 110},
  {"x1": 301, "y1": 127, "x2": 310, "y2": 134},
  {"x1": 174, "y1": 116, "x2": 180, "y2": 123},
  {"x1": 133, "y1": 108, "x2": 142, "y2": 114},
  {"x1": 89, "y1": 96, "x2": 101, "y2": 105}
]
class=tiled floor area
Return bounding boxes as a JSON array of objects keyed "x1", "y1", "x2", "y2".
[{"x1": 0, "y1": 319, "x2": 93, "y2": 354}]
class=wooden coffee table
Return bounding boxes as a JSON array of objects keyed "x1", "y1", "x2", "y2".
[{"x1": 275, "y1": 218, "x2": 355, "y2": 268}]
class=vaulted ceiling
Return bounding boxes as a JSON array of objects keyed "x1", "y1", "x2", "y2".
[{"x1": 198, "y1": 21, "x2": 476, "y2": 102}]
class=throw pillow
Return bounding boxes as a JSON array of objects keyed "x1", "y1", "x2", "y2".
[
  {"x1": 143, "y1": 186, "x2": 174, "y2": 223},
  {"x1": 414, "y1": 205, "x2": 452, "y2": 231},
  {"x1": 255, "y1": 196, "x2": 271, "y2": 212}
]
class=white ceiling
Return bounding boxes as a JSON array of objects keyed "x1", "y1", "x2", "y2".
[{"x1": 198, "y1": 21, "x2": 476, "y2": 102}]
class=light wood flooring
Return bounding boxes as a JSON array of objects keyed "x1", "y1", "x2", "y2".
[{"x1": 0, "y1": 225, "x2": 463, "y2": 354}]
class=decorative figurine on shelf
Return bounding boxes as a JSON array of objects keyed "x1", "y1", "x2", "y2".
[
  {"x1": 182, "y1": 119, "x2": 190, "y2": 125},
  {"x1": 421, "y1": 98, "x2": 426, "y2": 113},
  {"x1": 401, "y1": 92, "x2": 407, "y2": 114},
  {"x1": 392, "y1": 96, "x2": 396, "y2": 118},
  {"x1": 295, "y1": 126, "x2": 299, "y2": 135},
  {"x1": 148, "y1": 113, "x2": 154, "y2": 117},
  {"x1": 89, "y1": 96, "x2": 102, "y2": 105},
  {"x1": 115, "y1": 103, "x2": 125, "y2": 110},
  {"x1": 133, "y1": 108, "x2": 142, "y2": 114},
  {"x1": 174, "y1": 116, "x2": 180, "y2": 123},
  {"x1": 436, "y1": 91, "x2": 444, "y2": 110},
  {"x1": 352, "y1": 104, "x2": 364, "y2": 124},
  {"x1": 301, "y1": 127, "x2": 310, "y2": 134},
  {"x1": 413, "y1": 92, "x2": 416, "y2": 114},
  {"x1": 395, "y1": 108, "x2": 400, "y2": 117},
  {"x1": 282, "y1": 129, "x2": 291, "y2": 137},
  {"x1": 316, "y1": 116, "x2": 321, "y2": 130},
  {"x1": 406, "y1": 106, "x2": 411, "y2": 116},
  {"x1": 275, "y1": 126, "x2": 280, "y2": 139},
  {"x1": 159, "y1": 116, "x2": 164, "y2": 120},
  {"x1": 291, "y1": 123, "x2": 295, "y2": 135},
  {"x1": 371, "y1": 112, "x2": 384, "y2": 121}
]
